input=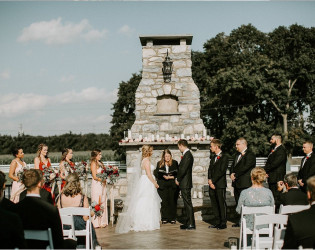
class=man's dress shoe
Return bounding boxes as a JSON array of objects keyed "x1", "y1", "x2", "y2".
[
  {"x1": 217, "y1": 224, "x2": 227, "y2": 230},
  {"x1": 186, "y1": 225, "x2": 196, "y2": 230},
  {"x1": 232, "y1": 223, "x2": 240, "y2": 227},
  {"x1": 180, "y1": 224, "x2": 188, "y2": 230},
  {"x1": 208, "y1": 224, "x2": 218, "y2": 229}
]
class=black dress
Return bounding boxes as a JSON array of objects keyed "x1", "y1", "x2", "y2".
[{"x1": 154, "y1": 160, "x2": 179, "y2": 222}]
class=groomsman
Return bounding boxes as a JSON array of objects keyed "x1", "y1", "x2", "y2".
[
  {"x1": 176, "y1": 139, "x2": 195, "y2": 230},
  {"x1": 264, "y1": 134, "x2": 287, "y2": 201},
  {"x1": 208, "y1": 139, "x2": 228, "y2": 230},
  {"x1": 298, "y1": 141, "x2": 315, "y2": 193},
  {"x1": 230, "y1": 137, "x2": 256, "y2": 227}
]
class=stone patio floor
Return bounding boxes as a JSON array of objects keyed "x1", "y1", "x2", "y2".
[{"x1": 96, "y1": 220, "x2": 240, "y2": 249}]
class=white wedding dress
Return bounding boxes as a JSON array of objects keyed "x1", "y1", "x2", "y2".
[{"x1": 115, "y1": 161, "x2": 161, "y2": 234}]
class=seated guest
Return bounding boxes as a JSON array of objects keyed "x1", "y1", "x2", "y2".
[
  {"x1": 236, "y1": 167, "x2": 274, "y2": 230},
  {"x1": 20, "y1": 185, "x2": 54, "y2": 205},
  {"x1": 283, "y1": 176, "x2": 315, "y2": 249},
  {"x1": 277, "y1": 173, "x2": 308, "y2": 206},
  {"x1": 0, "y1": 170, "x2": 26, "y2": 249},
  {"x1": 16, "y1": 169, "x2": 76, "y2": 249},
  {"x1": 154, "y1": 149, "x2": 179, "y2": 224},
  {"x1": 57, "y1": 173, "x2": 100, "y2": 248},
  {"x1": 0, "y1": 170, "x2": 17, "y2": 212}
]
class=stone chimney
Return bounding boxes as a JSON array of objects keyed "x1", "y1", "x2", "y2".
[{"x1": 131, "y1": 35, "x2": 206, "y2": 139}]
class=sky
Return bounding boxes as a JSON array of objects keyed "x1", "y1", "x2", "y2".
[{"x1": 0, "y1": 1, "x2": 315, "y2": 136}]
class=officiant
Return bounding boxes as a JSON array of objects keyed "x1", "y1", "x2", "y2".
[{"x1": 154, "y1": 149, "x2": 179, "y2": 224}]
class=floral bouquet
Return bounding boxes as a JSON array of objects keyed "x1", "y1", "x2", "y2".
[
  {"x1": 91, "y1": 201, "x2": 104, "y2": 217},
  {"x1": 76, "y1": 161, "x2": 88, "y2": 180},
  {"x1": 96, "y1": 165, "x2": 108, "y2": 185},
  {"x1": 105, "y1": 165, "x2": 120, "y2": 185},
  {"x1": 17, "y1": 166, "x2": 29, "y2": 182},
  {"x1": 42, "y1": 165, "x2": 57, "y2": 183}
]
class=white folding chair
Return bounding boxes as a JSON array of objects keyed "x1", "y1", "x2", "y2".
[
  {"x1": 251, "y1": 214, "x2": 288, "y2": 250},
  {"x1": 24, "y1": 228, "x2": 54, "y2": 250},
  {"x1": 60, "y1": 214, "x2": 77, "y2": 240},
  {"x1": 279, "y1": 204, "x2": 310, "y2": 214},
  {"x1": 59, "y1": 207, "x2": 93, "y2": 250},
  {"x1": 272, "y1": 226, "x2": 286, "y2": 250},
  {"x1": 239, "y1": 206, "x2": 275, "y2": 249}
]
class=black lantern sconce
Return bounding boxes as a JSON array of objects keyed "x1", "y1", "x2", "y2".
[{"x1": 162, "y1": 50, "x2": 173, "y2": 83}]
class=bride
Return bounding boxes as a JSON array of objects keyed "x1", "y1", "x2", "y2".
[{"x1": 115, "y1": 145, "x2": 161, "y2": 233}]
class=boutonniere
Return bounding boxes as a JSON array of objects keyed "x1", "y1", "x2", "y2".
[
  {"x1": 306, "y1": 156, "x2": 310, "y2": 160},
  {"x1": 181, "y1": 156, "x2": 183, "y2": 159},
  {"x1": 271, "y1": 149, "x2": 274, "y2": 153},
  {"x1": 217, "y1": 156, "x2": 221, "y2": 160}
]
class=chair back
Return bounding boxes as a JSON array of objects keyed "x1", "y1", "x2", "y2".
[
  {"x1": 272, "y1": 227, "x2": 286, "y2": 250},
  {"x1": 279, "y1": 204, "x2": 310, "y2": 214},
  {"x1": 251, "y1": 214, "x2": 288, "y2": 250},
  {"x1": 24, "y1": 228, "x2": 54, "y2": 250},
  {"x1": 59, "y1": 207, "x2": 93, "y2": 250},
  {"x1": 239, "y1": 205, "x2": 275, "y2": 249},
  {"x1": 60, "y1": 214, "x2": 76, "y2": 240}
]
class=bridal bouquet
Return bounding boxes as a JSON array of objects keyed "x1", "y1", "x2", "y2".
[{"x1": 91, "y1": 201, "x2": 104, "y2": 217}]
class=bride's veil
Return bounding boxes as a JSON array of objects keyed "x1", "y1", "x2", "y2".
[{"x1": 115, "y1": 149, "x2": 142, "y2": 234}]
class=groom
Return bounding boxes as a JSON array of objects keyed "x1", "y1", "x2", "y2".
[{"x1": 176, "y1": 139, "x2": 196, "y2": 230}]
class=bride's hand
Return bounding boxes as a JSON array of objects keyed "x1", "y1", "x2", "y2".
[{"x1": 154, "y1": 182, "x2": 159, "y2": 189}]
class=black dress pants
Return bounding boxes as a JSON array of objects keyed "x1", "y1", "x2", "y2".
[
  {"x1": 158, "y1": 187, "x2": 178, "y2": 221},
  {"x1": 209, "y1": 187, "x2": 227, "y2": 225},
  {"x1": 180, "y1": 188, "x2": 195, "y2": 226}
]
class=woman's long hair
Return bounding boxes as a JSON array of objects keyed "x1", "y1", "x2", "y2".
[
  {"x1": 60, "y1": 148, "x2": 73, "y2": 164},
  {"x1": 62, "y1": 173, "x2": 82, "y2": 197},
  {"x1": 36, "y1": 143, "x2": 49, "y2": 159},
  {"x1": 90, "y1": 149, "x2": 104, "y2": 167},
  {"x1": 159, "y1": 149, "x2": 173, "y2": 168}
]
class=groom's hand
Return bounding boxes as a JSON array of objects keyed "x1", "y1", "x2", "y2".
[{"x1": 175, "y1": 179, "x2": 179, "y2": 186}]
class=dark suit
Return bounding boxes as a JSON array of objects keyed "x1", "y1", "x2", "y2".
[
  {"x1": 298, "y1": 152, "x2": 315, "y2": 193},
  {"x1": 208, "y1": 152, "x2": 228, "y2": 225},
  {"x1": 282, "y1": 204, "x2": 315, "y2": 249},
  {"x1": 16, "y1": 196, "x2": 76, "y2": 249},
  {"x1": 0, "y1": 196, "x2": 17, "y2": 213},
  {"x1": 231, "y1": 149, "x2": 256, "y2": 205},
  {"x1": 154, "y1": 160, "x2": 179, "y2": 221},
  {"x1": 278, "y1": 188, "x2": 309, "y2": 206},
  {"x1": 265, "y1": 145, "x2": 287, "y2": 200},
  {"x1": 19, "y1": 188, "x2": 54, "y2": 205},
  {"x1": 0, "y1": 207, "x2": 26, "y2": 249},
  {"x1": 177, "y1": 150, "x2": 195, "y2": 227}
]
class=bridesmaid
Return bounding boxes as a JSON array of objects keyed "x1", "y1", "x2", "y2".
[
  {"x1": 34, "y1": 144, "x2": 53, "y2": 196},
  {"x1": 59, "y1": 148, "x2": 74, "y2": 190},
  {"x1": 154, "y1": 149, "x2": 179, "y2": 224},
  {"x1": 90, "y1": 149, "x2": 108, "y2": 228},
  {"x1": 9, "y1": 147, "x2": 27, "y2": 203}
]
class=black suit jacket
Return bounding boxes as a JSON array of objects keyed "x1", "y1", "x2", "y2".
[
  {"x1": 298, "y1": 153, "x2": 315, "y2": 188},
  {"x1": 0, "y1": 197, "x2": 17, "y2": 213},
  {"x1": 231, "y1": 149, "x2": 256, "y2": 189},
  {"x1": 16, "y1": 196, "x2": 65, "y2": 249},
  {"x1": 19, "y1": 188, "x2": 54, "y2": 205},
  {"x1": 177, "y1": 150, "x2": 194, "y2": 189},
  {"x1": 278, "y1": 188, "x2": 309, "y2": 206},
  {"x1": 0, "y1": 207, "x2": 26, "y2": 249},
  {"x1": 265, "y1": 145, "x2": 287, "y2": 184},
  {"x1": 282, "y1": 204, "x2": 315, "y2": 249},
  {"x1": 208, "y1": 153, "x2": 229, "y2": 188},
  {"x1": 154, "y1": 160, "x2": 178, "y2": 190}
]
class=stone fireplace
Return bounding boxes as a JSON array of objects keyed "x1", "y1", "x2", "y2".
[{"x1": 119, "y1": 35, "x2": 220, "y2": 220}]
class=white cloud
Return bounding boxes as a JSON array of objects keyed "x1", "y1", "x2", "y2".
[
  {"x1": 1, "y1": 69, "x2": 11, "y2": 80},
  {"x1": 60, "y1": 75, "x2": 75, "y2": 83},
  {"x1": 118, "y1": 25, "x2": 135, "y2": 36},
  {"x1": 18, "y1": 18, "x2": 107, "y2": 45},
  {"x1": 0, "y1": 87, "x2": 117, "y2": 117}
]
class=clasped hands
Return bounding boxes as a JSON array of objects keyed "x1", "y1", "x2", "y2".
[{"x1": 208, "y1": 179, "x2": 215, "y2": 190}]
